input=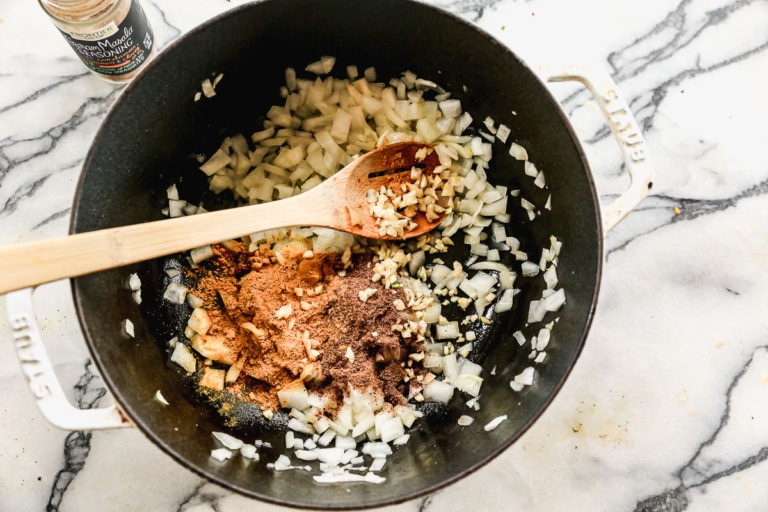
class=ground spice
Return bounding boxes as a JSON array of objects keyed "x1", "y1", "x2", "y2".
[{"x1": 186, "y1": 241, "x2": 426, "y2": 417}]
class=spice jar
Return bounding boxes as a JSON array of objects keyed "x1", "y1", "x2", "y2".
[{"x1": 39, "y1": 0, "x2": 155, "y2": 84}]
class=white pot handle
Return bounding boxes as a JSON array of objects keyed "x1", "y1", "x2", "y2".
[
  {"x1": 6, "y1": 287, "x2": 132, "y2": 430},
  {"x1": 538, "y1": 64, "x2": 654, "y2": 232}
]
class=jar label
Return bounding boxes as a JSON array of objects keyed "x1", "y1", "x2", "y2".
[{"x1": 57, "y1": 0, "x2": 154, "y2": 77}]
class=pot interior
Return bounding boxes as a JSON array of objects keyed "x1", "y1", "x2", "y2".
[{"x1": 71, "y1": 0, "x2": 602, "y2": 508}]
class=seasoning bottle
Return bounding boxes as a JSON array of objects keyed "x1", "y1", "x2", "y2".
[{"x1": 38, "y1": 0, "x2": 156, "y2": 84}]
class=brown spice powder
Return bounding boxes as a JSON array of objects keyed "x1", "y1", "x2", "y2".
[{"x1": 186, "y1": 242, "x2": 425, "y2": 417}]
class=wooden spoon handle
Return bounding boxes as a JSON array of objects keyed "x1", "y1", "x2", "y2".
[{"x1": 0, "y1": 190, "x2": 338, "y2": 294}]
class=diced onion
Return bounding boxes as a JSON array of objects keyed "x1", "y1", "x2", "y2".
[
  {"x1": 436, "y1": 321, "x2": 460, "y2": 340},
  {"x1": 277, "y1": 380, "x2": 310, "y2": 410},
  {"x1": 422, "y1": 380, "x2": 454, "y2": 404},
  {"x1": 543, "y1": 266, "x2": 559, "y2": 289},
  {"x1": 213, "y1": 431, "x2": 244, "y2": 450},
  {"x1": 514, "y1": 366, "x2": 536, "y2": 386},
  {"x1": 483, "y1": 415, "x2": 507, "y2": 431},
  {"x1": 154, "y1": 390, "x2": 169, "y2": 405},
  {"x1": 123, "y1": 318, "x2": 134, "y2": 337},
  {"x1": 521, "y1": 261, "x2": 540, "y2": 277},
  {"x1": 128, "y1": 273, "x2": 142, "y2": 291},
  {"x1": 458, "y1": 415, "x2": 474, "y2": 426},
  {"x1": 543, "y1": 289, "x2": 566, "y2": 311},
  {"x1": 509, "y1": 142, "x2": 528, "y2": 161},
  {"x1": 163, "y1": 282, "x2": 187, "y2": 304},
  {"x1": 210, "y1": 448, "x2": 233, "y2": 462},
  {"x1": 241, "y1": 444, "x2": 259, "y2": 460},
  {"x1": 495, "y1": 288, "x2": 515, "y2": 313},
  {"x1": 170, "y1": 343, "x2": 196, "y2": 373}
]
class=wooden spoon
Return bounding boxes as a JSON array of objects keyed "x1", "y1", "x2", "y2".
[{"x1": 0, "y1": 141, "x2": 445, "y2": 295}]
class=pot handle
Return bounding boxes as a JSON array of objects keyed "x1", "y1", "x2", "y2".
[
  {"x1": 537, "y1": 64, "x2": 654, "y2": 232},
  {"x1": 5, "y1": 287, "x2": 132, "y2": 430}
]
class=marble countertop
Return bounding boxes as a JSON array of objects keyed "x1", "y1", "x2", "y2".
[{"x1": 2, "y1": 0, "x2": 767, "y2": 510}]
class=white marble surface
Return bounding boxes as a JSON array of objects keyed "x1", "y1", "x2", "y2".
[{"x1": 1, "y1": 0, "x2": 767, "y2": 510}]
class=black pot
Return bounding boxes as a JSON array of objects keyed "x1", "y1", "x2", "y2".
[{"x1": 69, "y1": 0, "x2": 644, "y2": 508}]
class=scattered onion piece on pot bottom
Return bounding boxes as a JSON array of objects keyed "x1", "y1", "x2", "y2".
[
  {"x1": 154, "y1": 390, "x2": 169, "y2": 406},
  {"x1": 483, "y1": 415, "x2": 507, "y2": 432}
]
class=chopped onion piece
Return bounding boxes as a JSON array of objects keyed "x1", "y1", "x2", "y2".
[
  {"x1": 190, "y1": 334, "x2": 235, "y2": 364},
  {"x1": 305, "y1": 55, "x2": 336, "y2": 74},
  {"x1": 468, "y1": 271, "x2": 497, "y2": 296},
  {"x1": 361, "y1": 442, "x2": 392, "y2": 459},
  {"x1": 536, "y1": 328, "x2": 551, "y2": 351},
  {"x1": 455, "y1": 374, "x2": 483, "y2": 397},
  {"x1": 514, "y1": 366, "x2": 536, "y2": 386},
  {"x1": 314, "y1": 471, "x2": 361, "y2": 483},
  {"x1": 278, "y1": 380, "x2": 309, "y2": 410},
  {"x1": 275, "y1": 304, "x2": 293, "y2": 319},
  {"x1": 369, "y1": 458, "x2": 387, "y2": 472},
  {"x1": 496, "y1": 124, "x2": 511, "y2": 143},
  {"x1": 168, "y1": 199, "x2": 187, "y2": 218},
  {"x1": 316, "y1": 447, "x2": 345, "y2": 466},
  {"x1": 543, "y1": 288, "x2": 566, "y2": 311},
  {"x1": 163, "y1": 282, "x2": 187, "y2": 304},
  {"x1": 199, "y1": 368, "x2": 225, "y2": 391},
  {"x1": 543, "y1": 266, "x2": 559, "y2": 289},
  {"x1": 510, "y1": 381, "x2": 525, "y2": 392},
  {"x1": 484, "y1": 415, "x2": 507, "y2": 431},
  {"x1": 439, "y1": 99, "x2": 462, "y2": 119},
  {"x1": 499, "y1": 270, "x2": 516, "y2": 290},
  {"x1": 210, "y1": 448, "x2": 233, "y2": 462},
  {"x1": 317, "y1": 429, "x2": 336, "y2": 447},
  {"x1": 480, "y1": 196, "x2": 507, "y2": 217},
  {"x1": 170, "y1": 343, "x2": 196, "y2": 373},
  {"x1": 436, "y1": 321, "x2": 460, "y2": 340},
  {"x1": 123, "y1": 318, "x2": 134, "y2": 337},
  {"x1": 520, "y1": 198, "x2": 535, "y2": 211},
  {"x1": 272, "y1": 454, "x2": 293, "y2": 471},
  {"x1": 392, "y1": 434, "x2": 410, "y2": 446},
  {"x1": 469, "y1": 261, "x2": 510, "y2": 272},
  {"x1": 521, "y1": 261, "x2": 540, "y2": 277},
  {"x1": 458, "y1": 415, "x2": 474, "y2": 426},
  {"x1": 527, "y1": 299, "x2": 548, "y2": 323},
  {"x1": 199, "y1": 149, "x2": 231, "y2": 176},
  {"x1": 241, "y1": 444, "x2": 259, "y2": 460},
  {"x1": 187, "y1": 307, "x2": 212, "y2": 335},
  {"x1": 128, "y1": 273, "x2": 142, "y2": 291},
  {"x1": 443, "y1": 353, "x2": 459, "y2": 382},
  {"x1": 334, "y1": 435, "x2": 357, "y2": 450},
  {"x1": 509, "y1": 142, "x2": 528, "y2": 161},
  {"x1": 154, "y1": 390, "x2": 169, "y2": 405},
  {"x1": 495, "y1": 288, "x2": 515, "y2": 313},
  {"x1": 423, "y1": 379, "x2": 454, "y2": 404},
  {"x1": 377, "y1": 415, "x2": 405, "y2": 443},
  {"x1": 213, "y1": 431, "x2": 244, "y2": 450}
]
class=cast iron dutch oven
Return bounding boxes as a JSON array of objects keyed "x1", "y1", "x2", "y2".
[{"x1": 65, "y1": 0, "x2": 652, "y2": 508}]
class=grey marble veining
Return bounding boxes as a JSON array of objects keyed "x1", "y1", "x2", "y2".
[{"x1": 1, "y1": 0, "x2": 767, "y2": 511}]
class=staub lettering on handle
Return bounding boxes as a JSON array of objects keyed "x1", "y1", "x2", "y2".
[
  {"x1": 602, "y1": 90, "x2": 647, "y2": 163},
  {"x1": 10, "y1": 313, "x2": 53, "y2": 400}
]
